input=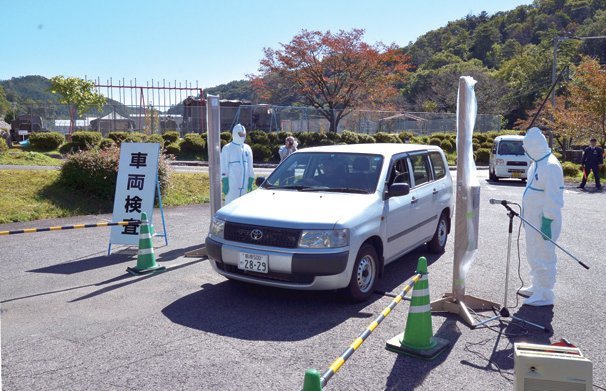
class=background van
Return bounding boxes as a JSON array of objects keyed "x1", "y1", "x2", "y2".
[{"x1": 488, "y1": 135, "x2": 531, "y2": 182}]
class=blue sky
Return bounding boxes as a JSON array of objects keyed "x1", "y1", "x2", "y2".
[{"x1": 1, "y1": 0, "x2": 532, "y2": 89}]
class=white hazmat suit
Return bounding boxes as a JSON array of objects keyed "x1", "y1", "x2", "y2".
[
  {"x1": 521, "y1": 127, "x2": 564, "y2": 306},
  {"x1": 220, "y1": 124, "x2": 255, "y2": 205}
]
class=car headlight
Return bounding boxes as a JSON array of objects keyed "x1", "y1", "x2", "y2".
[
  {"x1": 299, "y1": 229, "x2": 349, "y2": 248},
  {"x1": 209, "y1": 217, "x2": 225, "y2": 238},
  {"x1": 496, "y1": 158, "x2": 505, "y2": 165}
]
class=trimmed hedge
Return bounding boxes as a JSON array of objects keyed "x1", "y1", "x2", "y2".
[
  {"x1": 59, "y1": 146, "x2": 170, "y2": 201},
  {"x1": 165, "y1": 142, "x2": 181, "y2": 155},
  {"x1": 475, "y1": 148, "x2": 491, "y2": 164},
  {"x1": 99, "y1": 138, "x2": 116, "y2": 150},
  {"x1": 251, "y1": 144, "x2": 273, "y2": 162},
  {"x1": 373, "y1": 132, "x2": 401, "y2": 143},
  {"x1": 71, "y1": 131, "x2": 102, "y2": 151},
  {"x1": 561, "y1": 161, "x2": 580, "y2": 177},
  {"x1": 146, "y1": 134, "x2": 165, "y2": 148},
  {"x1": 29, "y1": 132, "x2": 64, "y2": 150},
  {"x1": 162, "y1": 131, "x2": 179, "y2": 144},
  {"x1": 181, "y1": 133, "x2": 206, "y2": 155}
]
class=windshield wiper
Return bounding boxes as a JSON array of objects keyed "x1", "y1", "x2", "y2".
[
  {"x1": 301, "y1": 187, "x2": 370, "y2": 194},
  {"x1": 272, "y1": 184, "x2": 315, "y2": 191}
]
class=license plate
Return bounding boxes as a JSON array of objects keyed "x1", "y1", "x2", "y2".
[
  {"x1": 238, "y1": 252, "x2": 269, "y2": 274},
  {"x1": 511, "y1": 172, "x2": 521, "y2": 178}
]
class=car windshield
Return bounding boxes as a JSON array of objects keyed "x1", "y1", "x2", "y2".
[
  {"x1": 262, "y1": 152, "x2": 384, "y2": 194},
  {"x1": 498, "y1": 140, "x2": 525, "y2": 156}
]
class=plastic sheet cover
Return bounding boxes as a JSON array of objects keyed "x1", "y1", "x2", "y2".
[{"x1": 453, "y1": 76, "x2": 481, "y2": 297}]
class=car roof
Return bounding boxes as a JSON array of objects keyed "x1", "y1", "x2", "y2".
[
  {"x1": 299, "y1": 143, "x2": 443, "y2": 158},
  {"x1": 495, "y1": 135, "x2": 524, "y2": 141}
]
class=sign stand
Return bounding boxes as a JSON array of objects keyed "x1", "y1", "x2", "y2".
[{"x1": 107, "y1": 143, "x2": 168, "y2": 255}]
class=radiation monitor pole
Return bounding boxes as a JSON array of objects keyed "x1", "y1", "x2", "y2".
[{"x1": 431, "y1": 76, "x2": 499, "y2": 328}]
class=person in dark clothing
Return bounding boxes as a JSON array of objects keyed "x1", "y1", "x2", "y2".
[{"x1": 578, "y1": 137, "x2": 604, "y2": 190}]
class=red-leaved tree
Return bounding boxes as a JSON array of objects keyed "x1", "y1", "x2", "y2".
[{"x1": 251, "y1": 29, "x2": 412, "y2": 132}]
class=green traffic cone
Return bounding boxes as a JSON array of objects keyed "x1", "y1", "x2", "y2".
[
  {"x1": 386, "y1": 256, "x2": 449, "y2": 360},
  {"x1": 302, "y1": 368, "x2": 322, "y2": 391},
  {"x1": 126, "y1": 212, "x2": 166, "y2": 275}
]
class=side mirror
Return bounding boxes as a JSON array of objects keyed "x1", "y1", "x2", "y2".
[
  {"x1": 385, "y1": 183, "x2": 410, "y2": 199},
  {"x1": 255, "y1": 176, "x2": 266, "y2": 187}
]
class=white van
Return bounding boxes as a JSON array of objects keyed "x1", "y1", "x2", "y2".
[
  {"x1": 206, "y1": 143, "x2": 454, "y2": 301},
  {"x1": 488, "y1": 135, "x2": 531, "y2": 182}
]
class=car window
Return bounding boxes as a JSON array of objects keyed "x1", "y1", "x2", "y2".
[
  {"x1": 388, "y1": 157, "x2": 411, "y2": 186},
  {"x1": 429, "y1": 152, "x2": 446, "y2": 179},
  {"x1": 498, "y1": 140, "x2": 525, "y2": 156},
  {"x1": 264, "y1": 152, "x2": 383, "y2": 193},
  {"x1": 409, "y1": 154, "x2": 431, "y2": 186}
]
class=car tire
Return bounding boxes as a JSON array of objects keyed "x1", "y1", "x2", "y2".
[
  {"x1": 345, "y1": 244, "x2": 379, "y2": 302},
  {"x1": 489, "y1": 168, "x2": 499, "y2": 182},
  {"x1": 428, "y1": 212, "x2": 449, "y2": 254}
]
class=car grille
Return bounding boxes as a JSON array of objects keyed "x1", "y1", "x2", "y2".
[
  {"x1": 224, "y1": 222, "x2": 301, "y2": 249},
  {"x1": 217, "y1": 263, "x2": 314, "y2": 284},
  {"x1": 507, "y1": 161, "x2": 527, "y2": 166}
]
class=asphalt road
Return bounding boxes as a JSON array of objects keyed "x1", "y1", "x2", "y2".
[{"x1": 1, "y1": 171, "x2": 605, "y2": 391}]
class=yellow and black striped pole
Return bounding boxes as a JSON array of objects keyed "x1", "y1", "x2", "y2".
[
  {"x1": 302, "y1": 273, "x2": 421, "y2": 390},
  {"x1": 0, "y1": 221, "x2": 141, "y2": 236}
]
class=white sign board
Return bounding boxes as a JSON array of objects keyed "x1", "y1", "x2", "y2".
[
  {"x1": 109, "y1": 143, "x2": 160, "y2": 246},
  {"x1": 18, "y1": 130, "x2": 29, "y2": 136}
]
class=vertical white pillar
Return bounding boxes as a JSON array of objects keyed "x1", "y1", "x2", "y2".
[{"x1": 207, "y1": 95, "x2": 222, "y2": 215}]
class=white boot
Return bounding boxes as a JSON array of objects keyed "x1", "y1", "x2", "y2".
[
  {"x1": 518, "y1": 286, "x2": 534, "y2": 297},
  {"x1": 524, "y1": 289, "x2": 554, "y2": 306}
]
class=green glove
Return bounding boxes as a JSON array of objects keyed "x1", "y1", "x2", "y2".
[
  {"x1": 248, "y1": 177, "x2": 254, "y2": 192},
  {"x1": 540, "y1": 216, "x2": 553, "y2": 241},
  {"x1": 221, "y1": 177, "x2": 229, "y2": 195}
]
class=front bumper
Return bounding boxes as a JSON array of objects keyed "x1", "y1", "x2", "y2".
[{"x1": 205, "y1": 236, "x2": 350, "y2": 289}]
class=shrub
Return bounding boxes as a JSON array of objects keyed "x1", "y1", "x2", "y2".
[
  {"x1": 475, "y1": 148, "x2": 491, "y2": 164},
  {"x1": 99, "y1": 138, "x2": 116, "y2": 150},
  {"x1": 251, "y1": 144, "x2": 273, "y2": 162},
  {"x1": 440, "y1": 139, "x2": 454, "y2": 153},
  {"x1": 181, "y1": 133, "x2": 206, "y2": 155},
  {"x1": 108, "y1": 131, "x2": 129, "y2": 145},
  {"x1": 472, "y1": 142, "x2": 481, "y2": 151},
  {"x1": 146, "y1": 133, "x2": 165, "y2": 148},
  {"x1": 429, "y1": 137, "x2": 442, "y2": 146},
  {"x1": 340, "y1": 130, "x2": 360, "y2": 144},
  {"x1": 162, "y1": 131, "x2": 179, "y2": 144},
  {"x1": 397, "y1": 131, "x2": 414, "y2": 142},
  {"x1": 165, "y1": 142, "x2": 181, "y2": 155},
  {"x1": 71, "y1": 131, "x2": 102, "y2": 151},
  {"x1": 374, "y1": 132, "x2": 401, "y2": 143},
  {"x1": 220, "y1": 131, "x2": 232, "y2": 144},
  {"x1": 295, "y1": 132, "x2": 313, "y2": 147},
  {"x1": 357, "y1": 133, "x2": 376, "y2": 143},
  {"x1": 59, "y1": 142, "x2": 77, "y2": 155},
  {"x1": 0, "y1": 137, "x2": 7, "y2": 153},
  {"x1": 123, "y1": 132, "x2": 146, "y2": 143},
  {"x1": 267, "y1": 132, "x2": 279, "y2": 144},
  {"x1": 60, "y1": 146, "x2": 170, "y2": 201},
  {"x1": 29, "y1": 132, "x2": 64, "y2": 150},
  {"x1": 310, "y1": 132, "x2": 328, "y2": 146},
  {"x1": 561, "y1": 161, "x2": 580, "y2": 177},
  {"x1": 326, "y1": 132, "x2": 341, "y2": 143},
  {"x1": 481, "y1": 141, "x2": 493, "y2": 149},
  {"x1": 249, "y1": 130, "x2": 269, "y2": 145}
]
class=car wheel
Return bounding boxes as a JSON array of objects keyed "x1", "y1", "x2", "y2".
[
  {"x1": 345, "y1": 244, "x2": 379, "y2": 301},
  {"x1": 428, "y1": 212, "x2": 448, "y2": 253},
  {"x1": 489, "y1": 169, "x2": 499, "y2": 182}
]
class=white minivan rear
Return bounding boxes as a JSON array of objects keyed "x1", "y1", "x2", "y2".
[{"x1": 489, "y1": 135, "x2": 531, "y2": 182}]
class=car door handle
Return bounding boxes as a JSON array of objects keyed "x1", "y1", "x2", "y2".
[
  {"x1": 432, "y1": 188, "x2": 438, "y2": 195},
  {"x1": 411, "y1": 197, "x2": 418, "y2": 204}
]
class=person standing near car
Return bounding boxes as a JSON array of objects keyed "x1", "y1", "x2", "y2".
[
  {"x1": 278, "y1": 136, "x2": 298, "y2": 162},
  {"x1": 578, "y1": 137, "x2": 603, "y2": 190},
  {"x1": 221, "y1": 124, "x2": 255, "y2": 204}
]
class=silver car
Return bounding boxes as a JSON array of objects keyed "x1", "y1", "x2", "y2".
[{"x1": 206, "y1": 143, "x2": 454, "y2": 301}]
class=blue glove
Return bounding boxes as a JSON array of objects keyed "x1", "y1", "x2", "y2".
[
  {"x1": 248, "y1": 177, "x2": 254, "y2": 192},
  {"x1": 221, "y1": 177, "x2": 229, "y2": 196},
  {"x1": 540, "y1": 216, "x2": 553, "y2": 241}
]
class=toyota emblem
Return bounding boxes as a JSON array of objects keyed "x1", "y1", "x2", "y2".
[{"x1": 250, "y1": 229, "x2": 263, "y2": 241}]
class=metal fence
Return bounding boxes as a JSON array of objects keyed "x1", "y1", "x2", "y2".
[{"x1": 9, "y1": 103, "x2": 502, "y2": 137}]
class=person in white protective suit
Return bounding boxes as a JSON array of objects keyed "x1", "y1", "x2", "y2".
[
  {"x1": 520, "y1": 127, "x2": 564, "y2": 306},
  {"x1": 220, "y1": 124, "x2": 255, "y2": 204}
]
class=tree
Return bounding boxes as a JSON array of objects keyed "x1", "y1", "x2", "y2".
[
  {"x1": 251, "y1": 29, "x2": 412, "y2": 132},
  {"x1": 568, "y1": 56, "x2": 606, "y2": 145},
  {"x1": 0, "y1": 86, "x2": 10, "y2": 116},
  {"x1": 49, "y1": 76, "x2": 106, "y2": 134}
]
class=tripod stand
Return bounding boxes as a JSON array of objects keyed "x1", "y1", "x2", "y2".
[{"x1": 474, "y1": 201, "x2": 548, "y2": 332}]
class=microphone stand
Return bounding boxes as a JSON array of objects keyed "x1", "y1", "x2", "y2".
[{"x1": 475, "y1": 202, "x2": 549, "y2": 331}]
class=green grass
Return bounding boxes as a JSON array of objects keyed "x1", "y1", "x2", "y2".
[
  {"x1": 0, "y1": 149, "x2": 63, "y2": 166},
  {"x1": 0, "y1": 170, "x2": 211, "y2": 224}
]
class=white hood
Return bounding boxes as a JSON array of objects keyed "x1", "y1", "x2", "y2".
[
  {"x1": 523, "y1": 127, "x2": 551, "y2": 161},
  {"x1": 216, "y1": 188, "x2": 376, "y2": 229},
  {"x1": 232, "y1": 123, "x2": 246, "y2": 145}
]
